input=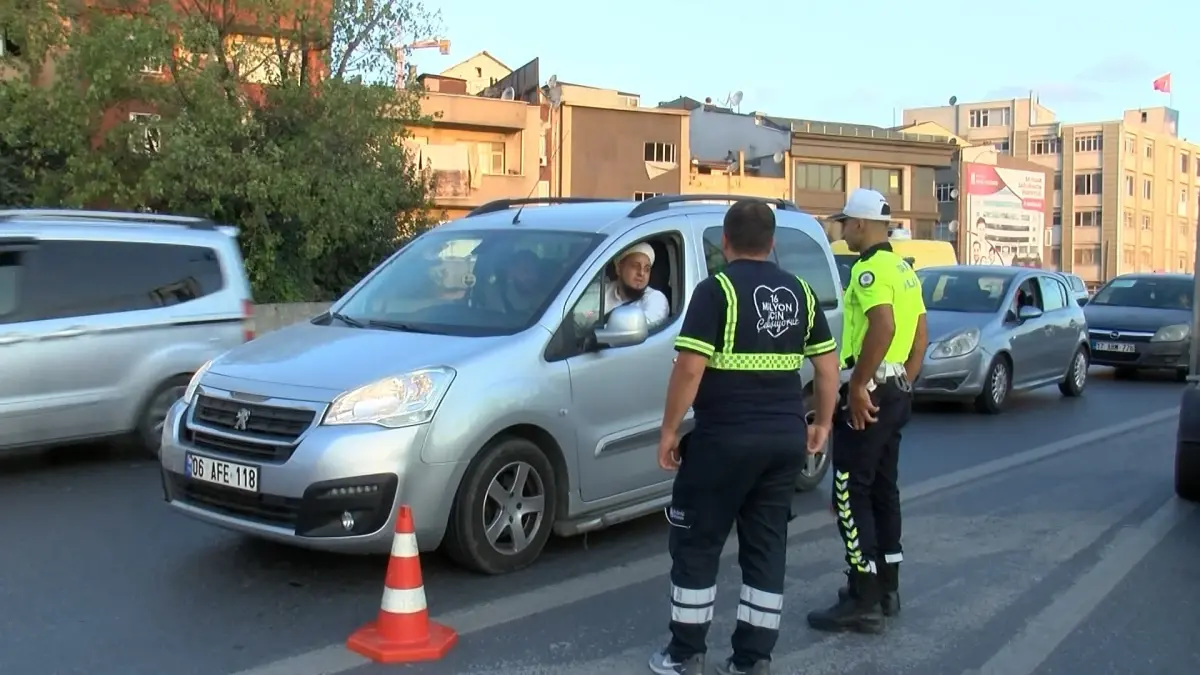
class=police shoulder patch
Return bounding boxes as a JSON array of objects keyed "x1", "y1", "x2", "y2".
[{"x1": 858, "y1": 271, "x2": 875, "y2": 288}]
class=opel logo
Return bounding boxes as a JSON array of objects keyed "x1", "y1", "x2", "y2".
[
  {"x1": 234, "y1": 408, "x2": 251, "y2": 431},
  {"x1": 1109, "y1": 331, "x2": 1120, "y2": 339}
]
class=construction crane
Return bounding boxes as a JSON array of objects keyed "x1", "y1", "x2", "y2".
[{"x1": 394, "y1": 39, "x2": 450, "y2": 88}]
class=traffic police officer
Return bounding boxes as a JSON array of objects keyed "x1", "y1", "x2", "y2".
[
  {"x1": 649, "y1": 200, "x2": 842, "y2": 675},
  {"x1": 806, "y1": 188, "x2": 928, "y2": 634}
]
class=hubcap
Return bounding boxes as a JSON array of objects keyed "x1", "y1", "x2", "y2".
[
  {"x1": 991, "y1": 364, "x2": 1008, "y2": 404},
  {"x1": 803, "y1": 410, "x2": 829, "y2": 477},
  {"x1": 1072, "y1": 352, "x2": 1087, "y2": 389},
  {"x1": 481, "y1": 461, "x2": 546, "y2": 555}
]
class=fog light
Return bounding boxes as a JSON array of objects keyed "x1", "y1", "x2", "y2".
[
  {"x1": 320, "y1": 485, "x2": 381, "y2": 498},
  {"x1": 340, "y1": 511, "x2": 355, "y2": 531}
]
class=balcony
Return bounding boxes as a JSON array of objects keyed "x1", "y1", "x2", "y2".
[
  {"x1": 420, "y1": 92, "x2": 531, "y2": 130},
  {"x1": 1072, "y1": 226, "x2": 1101, "y2": 245}
]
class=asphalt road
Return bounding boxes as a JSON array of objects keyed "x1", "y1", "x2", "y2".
[{"x1": 0, "y1": 368, "x2": 1192, "y2": 675}]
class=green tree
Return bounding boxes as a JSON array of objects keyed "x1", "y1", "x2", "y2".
[{"x1": 0, "y1": 0, "x2": 440, "y2": 302}]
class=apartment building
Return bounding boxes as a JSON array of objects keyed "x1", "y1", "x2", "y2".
[
  {"x1": 409, "y1": 74, "x2": 543, "y2": 220},
  {"x1": 904, "y1": 99, "x2": 1198, "y2": 285},
  {"x1": 439, "y1": 51, "x2": 511, "y2": 96},
  {"x1": 555, "y1": 100, "x2": 689, "y2": 199}
]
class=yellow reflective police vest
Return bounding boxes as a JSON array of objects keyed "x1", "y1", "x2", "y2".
[{"x1": 839, "y1": 249, "x2": 926, "y2": 368}]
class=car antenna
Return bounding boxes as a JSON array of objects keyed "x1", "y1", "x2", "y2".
[{"x1": 513, "y1": 75, "x2": 566, "y2": 225}]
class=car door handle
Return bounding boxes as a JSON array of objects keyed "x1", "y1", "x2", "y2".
[
  {"x1": 43, "y1": 326, "x2": 89, "y2": 339},
  {"x1": 0, "y1": 333, "x2": 29, "y2": 345}
]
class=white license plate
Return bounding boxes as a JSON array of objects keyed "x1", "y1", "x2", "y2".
[
  {"x1": 1092, "y1": 341, "x2": 1136, "y2": 353},
  {"x1": 185, "y1": 453, "x2": 260, "y2": 493}
]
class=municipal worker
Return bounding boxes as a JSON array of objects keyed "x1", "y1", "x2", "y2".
[
  {"x1": 806, "y1": 188, "x2": 928, "y2": 634},
  {"x1": 649, "y1": 200, "x2": 841, "y2": 675}
]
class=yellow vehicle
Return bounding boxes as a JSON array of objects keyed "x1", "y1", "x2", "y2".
[{"x1": 831, "y1": 231, "x2": 958, "y2": 289}]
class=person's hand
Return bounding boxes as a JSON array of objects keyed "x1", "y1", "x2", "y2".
[
  {"x1": 806, "y1": 422, "x2": 831, "y2": 455},
  {"x1": 848, "y1": 385, "x2": 879, "y2": 430},
  {"x1": 658, "y1": 429, "x2": 681, "y2": 471}
]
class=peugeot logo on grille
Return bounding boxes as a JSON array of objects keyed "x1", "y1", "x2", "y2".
[
  {"x1": 234, "y1": 408, "x2": 251, "y2": 431},
  {"x1": 1109, "y1": 330, "x2": 1120, "y2": 339}
]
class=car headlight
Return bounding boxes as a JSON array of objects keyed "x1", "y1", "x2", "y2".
[
  {"x1": 323, "y1": 367, "x2": 456, "y2": 428},
  {"x1": 1151, "y1": 324, "x2": 1191, "y2": 342},
  {"x1": 929, "y1": 328, "x2": 981, "y2": 360},
  {"x1": 183, "y1": 359, "x2": 214, "y2": 405}
]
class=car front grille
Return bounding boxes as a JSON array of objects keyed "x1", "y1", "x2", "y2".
[
  {"x1": 171, "y1": 474, "x2": 300, "y2": 527},
  {"x1": 188, "y1": 430, "x2": 295, "y2": 462},
  {"x1": 1088, "y1": 330, "x2": 1152, "y2": 344},
  {"x1": 193, "y1": 395, "x2": 315, "y2": 440}
]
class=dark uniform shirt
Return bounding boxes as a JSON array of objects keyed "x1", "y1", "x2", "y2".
[{"x1": 674, "y1": 259, "x2": 837, "y2": 436}]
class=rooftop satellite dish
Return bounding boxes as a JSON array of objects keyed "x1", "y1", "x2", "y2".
[
  {"x1": 949, "y1": 95, "x2": 958, "y2": 106},
  {"x1": 547, "y1": 75, "x2": 558, "y2": 90},
  {"x1": 948, "y1": 220, "x2": 959, "y2": 233},
  {"x1": 500, "y1": 86, "x2": 516, "y2": 101},
  {"x1": 729, "y1": 90, "x2": 743, "y2": 108},
  {"x1": 772, "y1": 150, "x2": 784, "y2": 164},
  {"x1": 949, "y1": 188, "x2": 959, "y2": 200}
]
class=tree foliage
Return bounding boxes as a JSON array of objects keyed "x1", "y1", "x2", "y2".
[{"x1": 0, "y1": 0, "x2": 441, "y2": 302}]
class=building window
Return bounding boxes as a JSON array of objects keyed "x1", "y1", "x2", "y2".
[
  {"x1": 968, "y1": 107, "x2": 1011, "y2": 128},
  {"x1": 1030, "y1": 137, "x2": 1061, "y2": 155},
  {"x1": 1124, "y1": 173, "x2": 1135, "y2": 196},
  {"x1": 1074, "y1": 172, "x2": 1102, "y2": 196},
  {"x1": 633, "y1": 192, "x2": 664, "y2": 201},
  {"x1": 1074, "y1": 134, "x2": 1103, "y2": 152},
  {"x1": 1180, "y1": 188, "x2": 1189, "y2": 215},
  {"x1": 1123, "y1": 211, "x2": 1134, "y2": 229},
  {"x1": 644, "y1": 142, "x2": 677, "y2": 163},
  {"x1": 794, "y1": 162, "x2": 845, "y2": 192},
  {"x1": 1141, "y1": 214, "x2": 1152, "y2": 230},
  {"x1": 992, "y1": 139, "x2": 1011, "y2": 154},
  {"x1": 1143, "y1": 179, "x2": 1152, "y2": 199},
  {"x1": 1073, "y1": 210, "x2": 1101, "y2": 227},
  {"x1": 1182, "y1": 153, "x2": 1191, "y2": 174},
  {"x1": 1053, "y1": 173, "x2": 1062, "y2": 191},
  {"x1": 1052, "y1": 209, "x2": 1062, "y2": 227},
  {"x1": 1140, "y1": 249, "x2": 1151, "y2": 268},
  {"x1": 935, "y1": 183, "x2": 955, "y2": 202},
  {"x1": 1122, "y1": 247, "x2": 1135, "y2": 265},
  {"x1": 1144, "y1": 142, "x2": 1154, "y2": 159},
  {"x1": 861, "y1": 166, "x2": 902, "y2": 194},
  {"x1": 1125, "y1": 136, "x2": 1136, "y2": 154},
  {"x1": 1074, "y1": 246, "x2": 1101, "y2": 265},
  {"x1": 1050, "y1": 246, "x2": 1061, "y2": 266},
  {"x1": 478, "y1": 142, "x2": 505, "y2": 175},
  {"x1": 1181, "y1": 221, "x2": 1191, "y2": 240}
]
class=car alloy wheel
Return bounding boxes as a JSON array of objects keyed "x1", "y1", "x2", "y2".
[
  {"x1": 990, "y1": 362, "x2": 1009, "y2": 405},
  {"x1": 481, "y1": 460, "x2": 546, "y2": 556},
  {"x1": 1072, "y1": 352, "x2": 1087, "y2": 390}
]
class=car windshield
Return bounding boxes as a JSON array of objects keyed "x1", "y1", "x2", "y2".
[
  {"x1": 917, "y1": 269, "x2": 1013, "y2": 313},
  {"x1": 335, "y1": 228, "x2": 604, "y2": 337},
  {"x1": 1089, "y1": 277, "x2": 1194, "y2": 310}
]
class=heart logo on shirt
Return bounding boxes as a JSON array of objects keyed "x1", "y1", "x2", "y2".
[{"x1": 753, "y1": 285, "x2": 802, "y2": 338}]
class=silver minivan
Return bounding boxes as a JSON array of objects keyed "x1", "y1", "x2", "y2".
[
  {"x1": 160, "y1": 196, "x2": 845, "y2": 574},
  {"x1": 0, "y1": 210, "x2": 253, "y2": 455}
]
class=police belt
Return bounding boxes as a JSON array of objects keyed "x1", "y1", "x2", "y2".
[{"x1": 843, "y1": 358, "x2": 907, "y2": 383}]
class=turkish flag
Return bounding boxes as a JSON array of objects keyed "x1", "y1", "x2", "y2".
[{"x1": 1153, "y1": 73, "x2": 1172, "y2": 94}]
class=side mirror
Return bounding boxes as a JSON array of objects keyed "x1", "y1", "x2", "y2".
[
  {"x1": 1018, "y1": 305, "x2": 1043, "y2": 321},
  {"x1": 593, "y1": 304, "x2": 649, "y2": 348}
]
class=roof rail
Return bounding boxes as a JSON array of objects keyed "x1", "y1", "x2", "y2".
[
  {"x1": 465, "y1": 198, "x2": 620, "y2": 218},
  {"x1": 0, "y1": 209, "x2": 218, "y2": 230},
  {"x1": 627, "y1": 194, "x2": 801, "y2": 219}
]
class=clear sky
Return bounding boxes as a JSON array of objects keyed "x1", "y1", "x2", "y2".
[{"x1": 405, "y1": 0, "x2": 1198, "y2": 140}]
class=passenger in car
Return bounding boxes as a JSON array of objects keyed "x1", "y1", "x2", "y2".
[{"x1": 606, "y1": 242, "x2": 670, "y2": 328}]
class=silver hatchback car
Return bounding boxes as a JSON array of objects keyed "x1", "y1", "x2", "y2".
[
  {"x1": 160, "y1": 195, "x2": 846, "y2": 574},
  {"x1": 0, "y1": 209, "x2": 253, "y2": 455}
]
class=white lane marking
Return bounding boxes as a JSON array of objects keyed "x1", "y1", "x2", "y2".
[
  {"x1": 968, "y1": 497, "x2": 1196, "y2": 675},
  {"x1": 224, "y1": 407, "x2": 1178, "y2": 675}
]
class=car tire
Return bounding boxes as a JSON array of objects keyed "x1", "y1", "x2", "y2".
[
  {"x1": 1175, "y1": 440, "x2": 1200, "y2": 502},
  {"x1": 974, "y1": 357, "x2": 1010, "y2": 414},
  {"x1": 796, "y1": 403, "x2": 831, "y2": 492},
  {"x1": 134, "y1": 375, "x2": 190, "y2": 458},
  {"x1": 443, "y1": 436, "x2": 558, "y2": 575},
  {"x1": 1058, "y1": 347, "x2": 1089, "y2": 397}
]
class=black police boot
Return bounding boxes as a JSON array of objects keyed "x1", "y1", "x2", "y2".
[
  {"x1": 808, "y1": 571, "x2": 884, "y2": 634},
  {"x1": 838, "y1": 563, "x2": 900, "y2": 616}
]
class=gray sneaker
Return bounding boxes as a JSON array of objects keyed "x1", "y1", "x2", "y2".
[
  {"x1": 648, "y1": 648, "x2": 706, "y2": 674},
  {"x1": 715, "y1": 657, "x2": 771, "y2": 675}
]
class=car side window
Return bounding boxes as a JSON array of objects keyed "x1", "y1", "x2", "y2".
[
  {"x1": 1037, "y1": 276, "x2": 1067, "y2": 312},
  {"x1": 702, "y1": 226, "x2": 839, "y2": 308},
  {"x1": 23, "y1": 240, "x2": 225, "y2": 322},
  {"x1": 0, "y1": 249, "x2": 23, "y2": 322}
]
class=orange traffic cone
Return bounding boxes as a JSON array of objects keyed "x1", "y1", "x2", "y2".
[{"x1": 346, "y1": 505, "x2": 458, "y2": 663}]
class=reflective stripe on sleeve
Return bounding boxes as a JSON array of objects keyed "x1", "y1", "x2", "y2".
[
  {"x1": 803, "y1": 339, "x2": 837, "y2": 356},
  {"x1": 714, "y1": 273, "x2": 738, "y2": 352},
  {"x1": 674, "y1": 336, "x2": 715, "y2": 356}
]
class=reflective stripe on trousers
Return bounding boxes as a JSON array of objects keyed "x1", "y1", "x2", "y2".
[
  {"x1": 736, "y1": 585, "x2": 783, "y2": 630},
  {"x1": 670, "y1": 584, "x2": 716, "y2": 625}
]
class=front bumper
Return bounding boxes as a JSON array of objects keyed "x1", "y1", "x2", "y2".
[
  {"x1": 159, "y1": 385, "x2": 464, "y2": 554},
  {"x1": 912, "y1": 348, "x2": 989, "y2": 399},
  {"x1": 1088, "y1": 335, "x2": 1189, "y2": 371}
]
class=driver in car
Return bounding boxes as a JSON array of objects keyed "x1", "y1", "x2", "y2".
[
  {"x1": 489, "y1": 249, "x2": 545, "y2": 314},
  {"x1": 606, "y1": 242, "x2": 670, "y2": 329}
]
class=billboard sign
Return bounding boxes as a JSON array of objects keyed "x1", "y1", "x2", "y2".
[{"x1": 962, "y1": 164, "x2": 1047, "y2": 266}]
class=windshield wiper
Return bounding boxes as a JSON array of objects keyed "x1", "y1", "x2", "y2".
[
  {"x1": 366, "y1": 319, "x2": 440, "y2": 335},
  {"x1": 329, "y1": 312, "x2": 366, "y2": 328}
]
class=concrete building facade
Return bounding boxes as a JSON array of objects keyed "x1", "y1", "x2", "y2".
[
  {"x1": 555, "y1": 102, "x2": 689, "y2": 199},
  {"x1": 904, "y1": 98, "x2": 1198, "y2": 286},
  {"x1": 437, "y1": 51, "x2": 511, "y2": 96}
]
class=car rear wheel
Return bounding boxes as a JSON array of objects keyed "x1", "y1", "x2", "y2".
[
  {"x1": 1175, "y1": 440, "x2": 1200, "y2": 502},
  {"x1": 135, "y1": 375, "x2": 190, "y2": 458},
  {"x1": 1058, "y1": 347, "x2": 1089, "y2": 397},
  {"x1": 796, "y1": 405, "x2": 831, "y2": 492},
  {"x1": 974, "y1": 357, "x2": 1010, "y2": 414},
  {"x1": 443, "y1": 436, "x2": 557, "y2": 575}
]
